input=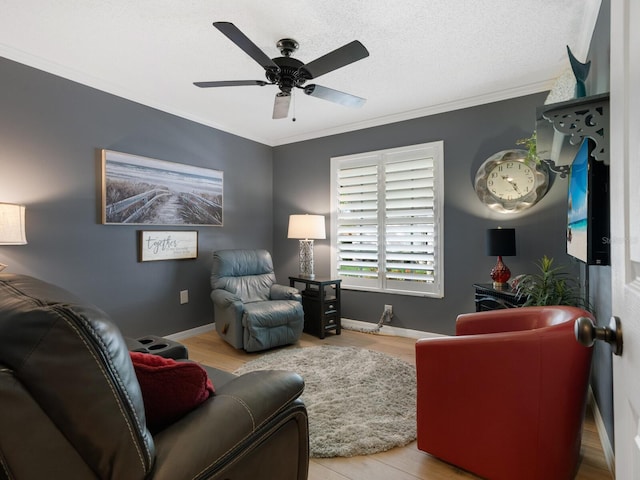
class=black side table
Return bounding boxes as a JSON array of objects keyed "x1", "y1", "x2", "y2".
[
  {"x1": 473, "y1": 283, "x2": 527, "y2": 311},
  {"x1": 289, "y1": 276, "x2": 341, "y2": 339}
]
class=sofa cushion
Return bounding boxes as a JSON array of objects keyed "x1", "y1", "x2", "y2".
[{"x1": 130, "y1": 352, "x2": 214, "y2": 433}]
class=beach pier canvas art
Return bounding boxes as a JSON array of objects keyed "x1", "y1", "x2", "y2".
[{"x1": 101, "y1": 150, "x2": 223, "y2": 226}]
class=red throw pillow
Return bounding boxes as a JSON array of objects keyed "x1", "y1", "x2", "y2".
[{"x1": 129, "y1": 351, "x2": 215, "y2": 433}]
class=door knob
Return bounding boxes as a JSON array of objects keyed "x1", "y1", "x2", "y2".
[{"x1": 574, "y1": 316, "x2": 623, "y2": 356}]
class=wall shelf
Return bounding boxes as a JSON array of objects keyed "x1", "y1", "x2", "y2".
[{"x1": 536, "y1": 92, "x2": 609, "y2": 177}]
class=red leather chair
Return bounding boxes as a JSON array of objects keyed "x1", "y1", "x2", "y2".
[{"x1": 415, "y1": 306, "x2": 594, "y2": 480}]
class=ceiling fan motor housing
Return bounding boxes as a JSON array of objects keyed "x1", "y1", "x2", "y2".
[{"x1": 267, "y1": 56, "x2": 307, "y2": 94}]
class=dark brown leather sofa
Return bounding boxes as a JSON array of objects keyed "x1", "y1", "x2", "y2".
[{"x1": 0, "y1": 274, "x2": 309, "y2": 479}]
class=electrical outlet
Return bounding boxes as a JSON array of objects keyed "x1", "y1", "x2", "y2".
[
  {"x1": 180, "y1": 290, "x2": 189, "y2": 304},
  {"x1": 384, "y1": 304, "x2": 393, "y2": 315}
]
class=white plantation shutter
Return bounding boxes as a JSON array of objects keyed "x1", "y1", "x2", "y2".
[
  {"x1": 331, "y1": 142, "x2": 444, "y2": 297},
  {"x1": 384, "y1": 155, "x2": 437, "y2": 293},
  {"x1": 335, "y1": 160, "x2": 380, "y2": 289}
]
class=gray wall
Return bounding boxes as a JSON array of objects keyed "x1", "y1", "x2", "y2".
[
  {"x1": 0, "y1": 57, "x2": 274, "y2": 338},
  {"x1": 272, "y1": 92, "x2": 578, "y2": 335}
]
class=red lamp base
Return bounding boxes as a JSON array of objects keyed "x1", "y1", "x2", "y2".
[{"x1": 490, "y1": 255, "x2": 511, "y2": 288}]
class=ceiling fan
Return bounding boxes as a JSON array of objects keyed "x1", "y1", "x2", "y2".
[{"x1": 194, "y1": 22, "x2": 370, "y2": 119}]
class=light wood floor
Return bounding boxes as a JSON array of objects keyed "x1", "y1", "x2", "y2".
[{"x1": 182, "y1": 329, "x2": 613, "y2": 480}]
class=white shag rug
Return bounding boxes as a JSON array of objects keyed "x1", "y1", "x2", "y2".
[{"x1": 233, "y1": 345, "x2": 416, "y2": 458}]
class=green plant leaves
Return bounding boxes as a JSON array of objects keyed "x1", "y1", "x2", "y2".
[{"x1": 515, "y1": 255, "x2": 593, "y2": 312}]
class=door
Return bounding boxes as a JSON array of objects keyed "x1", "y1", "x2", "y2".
[{"x1": 611, "y1": 0, "x2": 640, "y2": 477}]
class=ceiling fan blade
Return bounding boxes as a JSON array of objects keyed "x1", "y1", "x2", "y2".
[
  {"x1": 300, "y1": 40, "x2": 369, "y2": 79},
  {"x1": 273, "y1": 92, "x2": 291, "y2": 119},
  {"x1": 194, "y1": 80, "x2": 268, "y2": 88},
  {"x1": 213, "y1": 22, "x2": 279, "y2": 71},
  {"x1": 303, "y1": 84, "x2": 366, "y2": 108}
]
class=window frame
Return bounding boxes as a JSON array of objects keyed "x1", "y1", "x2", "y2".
[{"x1": 330, "y1": 141, "x2": 444, "y2": 298}]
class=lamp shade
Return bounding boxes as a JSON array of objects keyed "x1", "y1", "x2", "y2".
[
  {"x1": 486, "y1": 228, "x2": 515, "y2": 256},
  {"x1": 287, "y1": 214, "x2": 326, "y2": 240},
  {"x1": 0, "y1": 203, "x2": 27, "y2": 245}
]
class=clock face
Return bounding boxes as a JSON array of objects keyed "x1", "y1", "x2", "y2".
[
  {"x1": 474, "y1": 150, "x2": 549, "y2": 213},
  {"x1": 486, "y1": 162, "x2": 536, "y2": 200}
]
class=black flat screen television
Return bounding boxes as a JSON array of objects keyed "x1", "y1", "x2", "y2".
[{"x1": 566, "y1": 139, "x2": 610, "y2": 265}]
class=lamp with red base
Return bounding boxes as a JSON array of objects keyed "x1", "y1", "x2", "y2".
[{"x1": 486, "y1": 228, "x2": 516, "y2": 289}]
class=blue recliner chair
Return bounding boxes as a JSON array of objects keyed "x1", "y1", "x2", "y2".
[{"x1": 210, "y1": 249, "x2": 304, "y2": 352}]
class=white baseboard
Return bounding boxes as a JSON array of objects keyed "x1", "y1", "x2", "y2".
[
  {"x1": 588, "y1": 387, "x2": 615, "y2": 476},
  {"x1": 341, "y1": 318, "x2": 445, "y2": 340},
  {"x1": 164, "y1": 318, "x2": 445, "y2": 342},
  {"x1": 165, "y1": 323, "x2": 215, "y2": 341},
  {"x1": 165, "y1": 318, "x2": 442, "y2": 342}
]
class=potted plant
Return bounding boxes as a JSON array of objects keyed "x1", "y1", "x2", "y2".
[
  {"x1": 516, "y1": 131, "x2": 541, "y2": 165},
  {"x1": 514, "y1": 255, "x2": 592, "y2": 312}
]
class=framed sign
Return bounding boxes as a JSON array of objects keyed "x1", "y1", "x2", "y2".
[
  {"x1": 138, "y1": 230, "x2": 198, "y2": 262},
  {"x1": 102, "y1": 149, "x2": 223, "y2": 226}
]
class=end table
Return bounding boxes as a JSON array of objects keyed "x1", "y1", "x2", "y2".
[
  {"x1": 473, "y1": 283, "x2": 527, "y2": 311},
  {"x1": 289, "y1": 276, "x2": 341, "y2": 339}
]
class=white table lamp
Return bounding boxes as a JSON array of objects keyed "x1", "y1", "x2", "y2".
[
  {"x1": 288, "y1": 214, "x2": 326, "y2": 279},
  {"x1": 0, "y1": 203, "x2": 27, "y2": 272}
]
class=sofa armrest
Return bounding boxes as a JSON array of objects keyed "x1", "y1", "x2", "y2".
[
  {"x1": 151, "y1": 370, "x2": 307, "y2": 480},
  {"x1": 211, "y1": 289, "x2": 242, "y2": 308},
  {"x1": 455, "y1": 306, "x2": 593, "y2": 336},
  {"x1": 211, "y1": 289, "x2": 245, "y2": 350},
  {"x1": 455, "y1": 307, "x2": 545, "y2": 336},
  {"x1": 270, "y1": 284, "x2": 302, "y2": 302}
]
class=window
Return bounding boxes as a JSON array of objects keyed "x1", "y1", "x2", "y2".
[{"x1": 330, "y1": 142, "x2": 444, "y2": 297}]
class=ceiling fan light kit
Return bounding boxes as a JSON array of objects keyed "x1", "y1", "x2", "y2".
[{"x1": 194, "y1": 22, "x2": 369, "y2": 120}]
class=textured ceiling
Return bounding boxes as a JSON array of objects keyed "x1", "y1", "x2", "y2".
[{"x1": 0, "y1": 1, "x2": 601, "y2": 146}]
